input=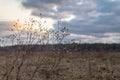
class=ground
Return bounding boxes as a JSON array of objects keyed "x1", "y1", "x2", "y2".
[{"x1": 0, "y1": 51, "x2": 120, "y2": 80}]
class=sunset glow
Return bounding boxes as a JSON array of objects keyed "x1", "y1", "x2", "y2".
[{"x1": 0, "y1": 0, "x2": 120, "y2": 43}]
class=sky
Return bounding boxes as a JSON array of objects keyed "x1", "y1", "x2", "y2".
[{"x1": 0, "y1": 0, "x2": 120, "y2": 43}]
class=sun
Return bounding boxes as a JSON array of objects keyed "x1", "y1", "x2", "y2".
[
  {"x1": 11, "y1": 20, "x2": 25, "y2": 31},
  {"x1": 11, "y1": 17, "x2": 56, "y2": 32}
]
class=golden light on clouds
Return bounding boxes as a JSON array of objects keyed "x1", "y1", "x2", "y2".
[
  {"x1": 0, "y1": 0, "x2": 56, "y2": 31},
  {"x1": 11, "y1": 20, "x2": 25, "y2": 31},
  {"x1": 11, "y1": 17, "x2": 56, "y2": 32}
]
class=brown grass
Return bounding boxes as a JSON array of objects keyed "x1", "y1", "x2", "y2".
[{"x1": 0, "y1": 51, "x2": 120, "y2": 80}]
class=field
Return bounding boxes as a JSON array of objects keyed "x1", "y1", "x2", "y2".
[{"x1": 0, "y1": 51, "x2": 120, "y2": 80}]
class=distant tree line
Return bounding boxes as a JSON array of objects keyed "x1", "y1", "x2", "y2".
[{"x1": 0, "y1": 43, "x2": 120, "y2": 52}]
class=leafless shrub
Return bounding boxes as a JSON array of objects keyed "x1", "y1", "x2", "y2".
[{"x1": 0, "y1": 15, "x2": 70, "y2": 80}]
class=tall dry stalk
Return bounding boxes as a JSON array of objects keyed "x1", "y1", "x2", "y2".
[{"x1": 0, "y1": 16, "x2": 70, "y2": 80}]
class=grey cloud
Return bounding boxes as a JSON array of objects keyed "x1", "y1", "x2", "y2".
[
  {"x1": 22, "y1": 0, "x2": 97, "y2": 19},
  {"x1": 21, "y1": 0, "x2": 120, "y2": 43},
  {"x1": 59, "y1": 19, "x2": 120, "y2": 40},
  {"x1": 0, "y1": 21, "x2": 11, "y2": 36}
]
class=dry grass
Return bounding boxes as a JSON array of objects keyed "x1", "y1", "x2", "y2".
[{"x1": 0, "y1": 51, "x2": 120, "y2": 80}]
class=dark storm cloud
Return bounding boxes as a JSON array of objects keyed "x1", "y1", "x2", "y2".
[{"x1": 21, "y1": 0, "x2": 120, "y2": 43}]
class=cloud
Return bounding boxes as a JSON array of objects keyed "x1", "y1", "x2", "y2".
[
  {"x1": 20, "y1": 0, "x2": 120, "y2": 43},
  {"x1": 69, "y1": 33, "x2": 120, "y2": 43},
  {"x1": 0, "y1": 21, "x2": 11, "y2": 36},
  {"x1": 22, "y1": 0, "x2": 97, "y2": 19}
]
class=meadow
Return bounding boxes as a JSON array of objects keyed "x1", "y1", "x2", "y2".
[{"x1": 0, "y1": 50, "x2": 120, "y2": 80}]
